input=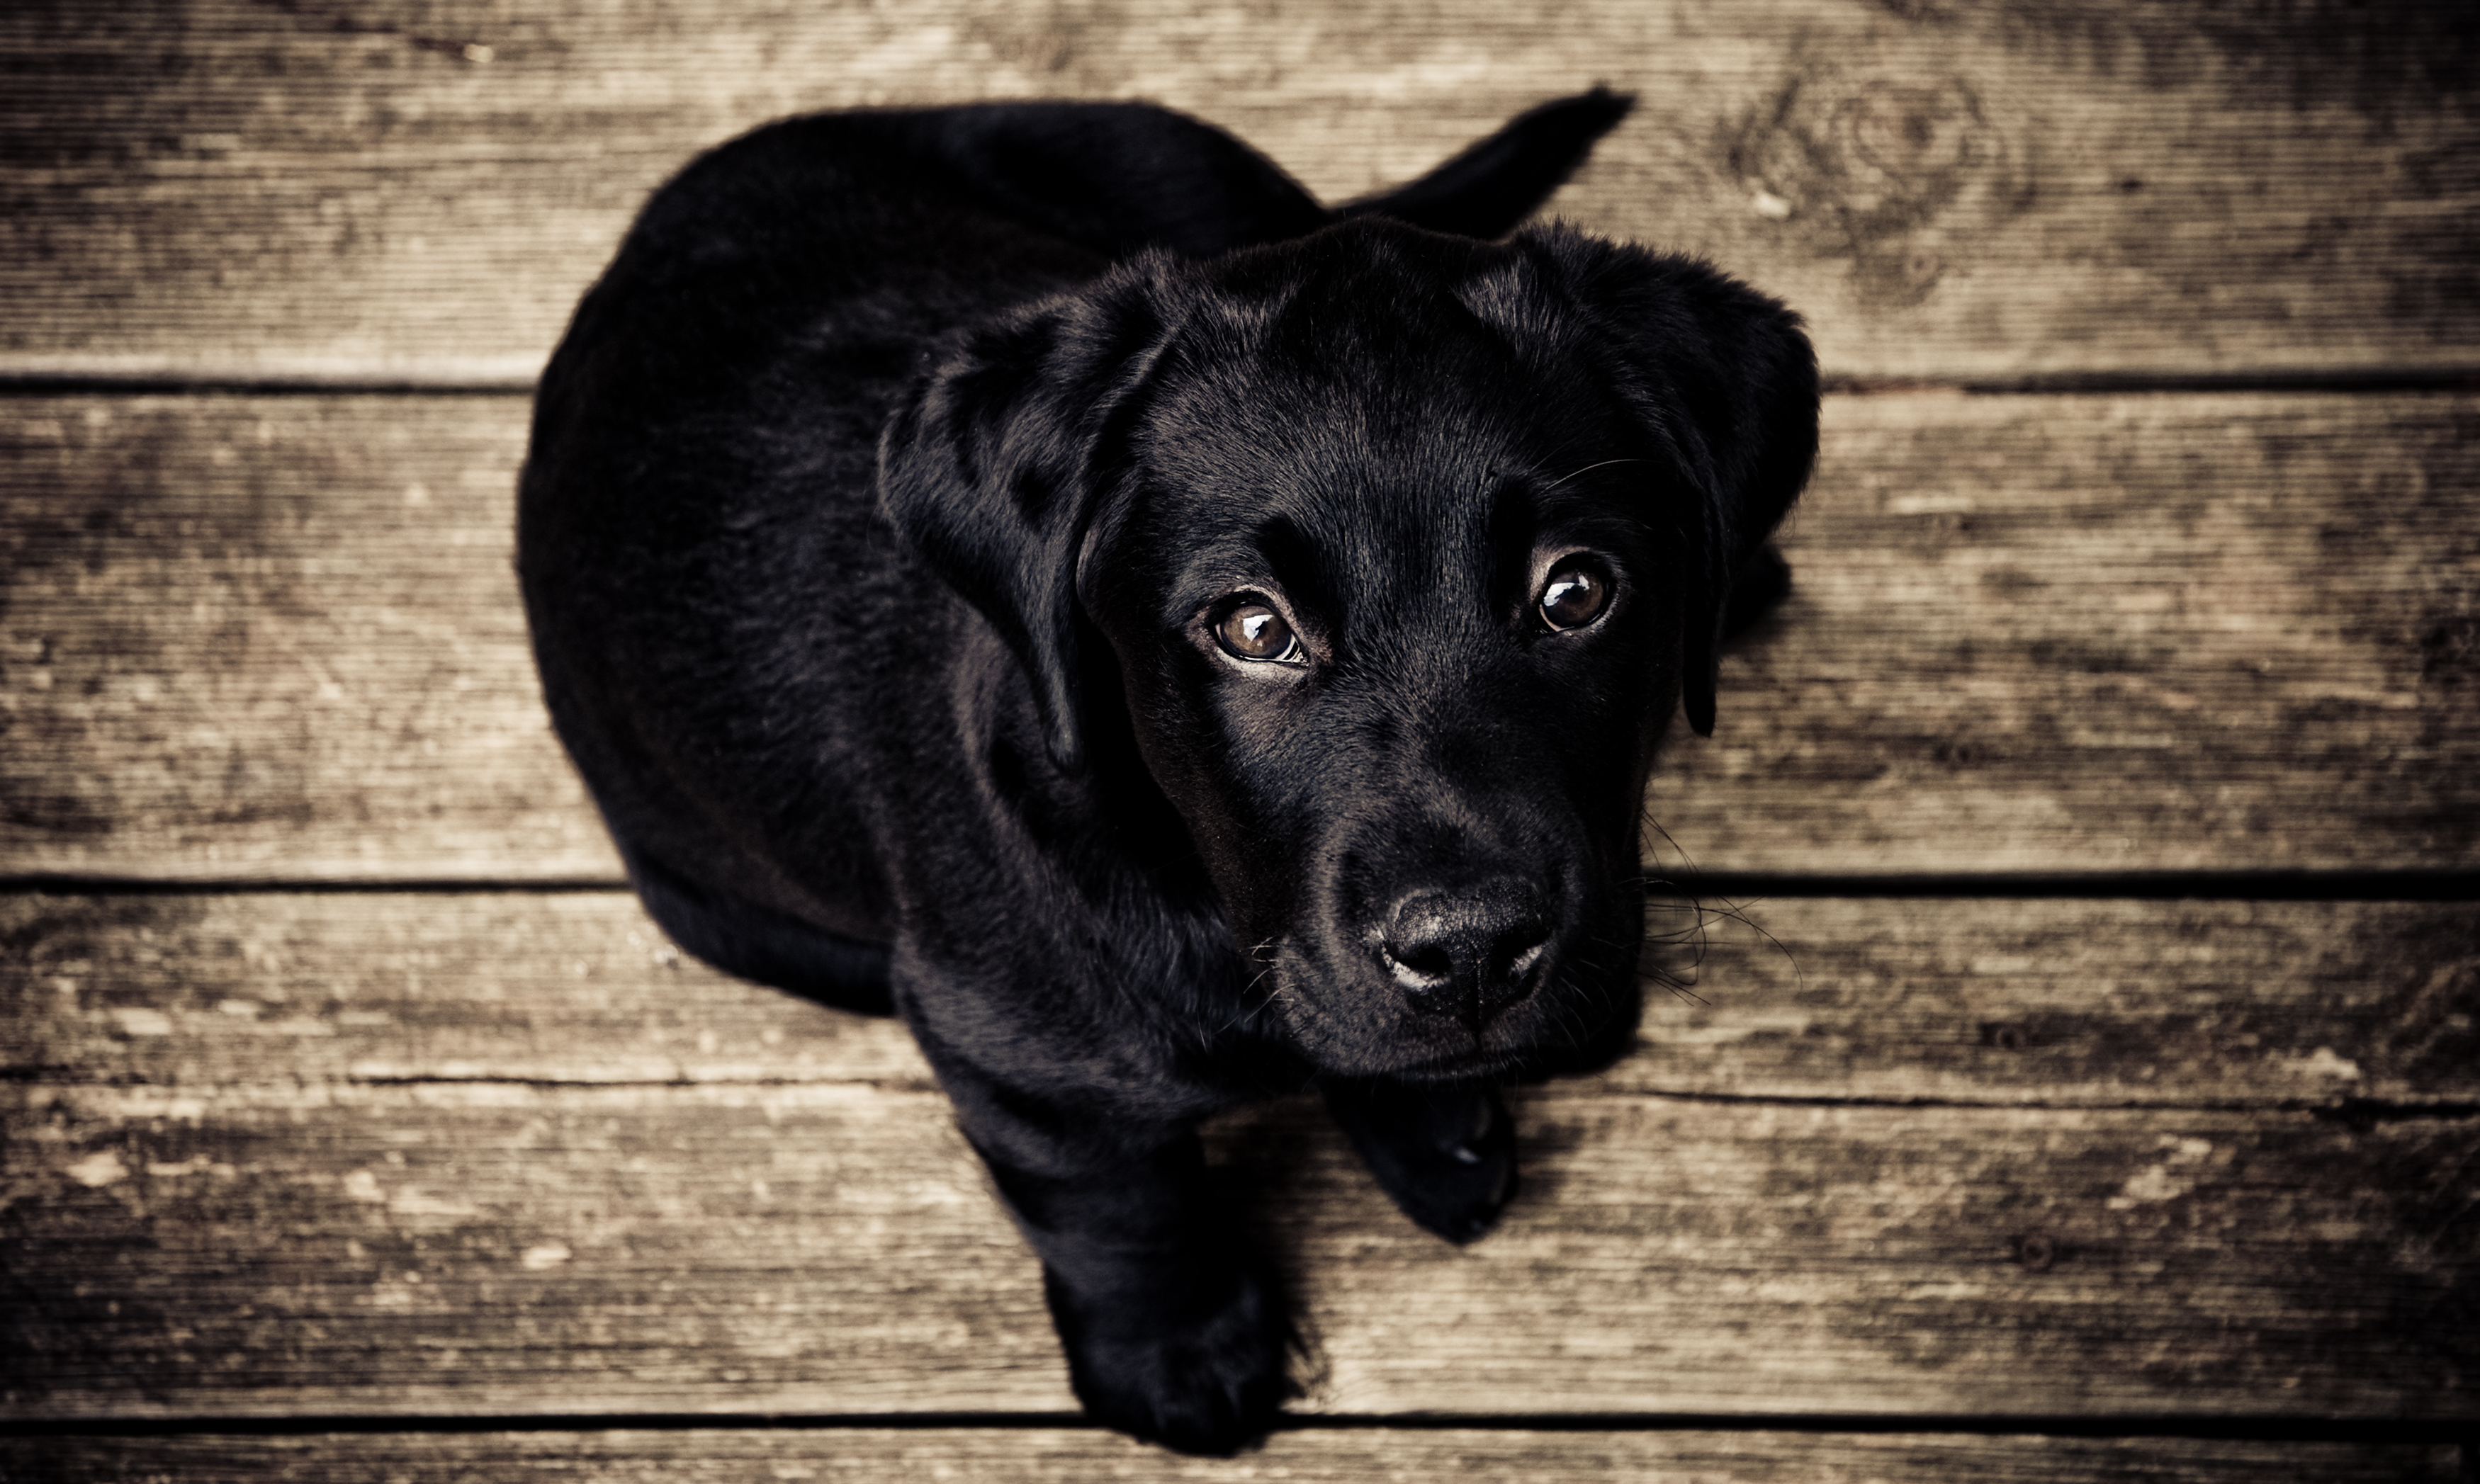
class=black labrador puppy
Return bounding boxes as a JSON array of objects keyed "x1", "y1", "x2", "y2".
[{"x1": 519, "y1": 89, "x2": 1815, "y2": 1454}]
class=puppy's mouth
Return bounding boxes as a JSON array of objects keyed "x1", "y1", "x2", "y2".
[
  {"x1": 1368, "y1": 1044, "x2": 1533, "y2": 1086},
  {"x1": 1257, "y1": 928, "x2": 1630, "y2": 1084}
]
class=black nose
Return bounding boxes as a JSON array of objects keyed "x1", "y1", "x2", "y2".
[{"x1": 1381, "y1": 880, "x2": 1552, "y2": 1031}]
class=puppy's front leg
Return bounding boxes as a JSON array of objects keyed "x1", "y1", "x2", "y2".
[
  {"x1": 1324, "y1": 1081, "x2": 1518, "y2": 1245},
  {"x1": 939, "y1": 1068, "x2": 1295, "y2": 1454}
]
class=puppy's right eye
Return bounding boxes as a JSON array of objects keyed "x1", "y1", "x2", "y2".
[
  {"x1": 1214, "y1": 602, "x2": 1300, "y2": 663},
  {"x1": 1538, "y1": 557, "x2": 1613, "y2": 632}
]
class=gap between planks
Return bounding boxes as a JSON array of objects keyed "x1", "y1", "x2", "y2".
[
  {"x1": 1, "y1": 1426, "x2": 2467, "y2": 1484},
  {"x1": 7, "y1": 370, "x2": 2480, "y2": 399},
  {"x1": 10, "y1": 871, "x2": 2477, "y2": 897}
]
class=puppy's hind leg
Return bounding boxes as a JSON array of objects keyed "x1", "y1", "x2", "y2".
[
  {"x1": 1323, "y1": 1081, "x2": 1518, "y2": 1244},
  {"x1": 613, "y1": 836, "x2": 894, "y2": 1016},
  {"x1": 1338, "y1": 86, "x2": 1636, "y2": 240}
]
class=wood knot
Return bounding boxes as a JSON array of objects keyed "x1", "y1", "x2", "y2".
[
  {"x1": 1835, "y1": 81, "x2": 1988, "y2": 183},
  {"x1": 1727, "y1": 64, "x2": 2024, "y2": 304}
]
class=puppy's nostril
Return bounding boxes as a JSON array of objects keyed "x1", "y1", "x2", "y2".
[
  {"x1": 1500, "y1": 922, "x2": 1550, "y2": 980},
  {"x1": 1387, "y1": 942, "x2": 1455, "y2": 987}
]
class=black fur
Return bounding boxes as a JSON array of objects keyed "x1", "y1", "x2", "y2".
[{"x1": 518, "y1": 89, "x2": 1815, "y2": 1455}]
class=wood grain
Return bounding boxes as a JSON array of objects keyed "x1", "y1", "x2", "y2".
[
  {"x1": 5, "y1": 1077, "x2": 2473, "y2": 1419},
  {"x1": 3, "y1": 1430, "x2": 2461, "y2": 1484},
  {"x1": 0, "y1": 395, "x2": 614, "y2": 878},
  {"x1": 4, "y1": 392, "x2": 2472, "y2": 878},
  {"x1": 6, "y1": 892, "x2": 2473, "y2": 1107},
  {"x1": 1, "y1": 1, "x2": 2472, "y2": 381},
  {"x1": 1628, "y1": 894, "x2": 2480, "y2": 1107},
  {"x1": 1654, "y1": 390, "x2": 2480, "y2": 871}
]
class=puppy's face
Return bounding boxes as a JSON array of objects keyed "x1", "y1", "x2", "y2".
[
  {"x1": 881, "y1": 219, "x2": 1816, "y2": 1084},
  {"x1": 1078, "y1": 257, "x2": 1686, "y2": 1081}
]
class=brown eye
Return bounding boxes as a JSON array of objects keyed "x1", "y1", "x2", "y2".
[
  {"x1": 1538, "y1": 560, "x2": 1611, "y2": 631},
  {"x1": 1214, "y1": 601, "x2": 1300, "y2": 662}
]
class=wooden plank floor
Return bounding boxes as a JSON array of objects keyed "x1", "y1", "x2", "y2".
[{"x1": 4, "y1": 1, "x2": 2474, "y2": 1479}]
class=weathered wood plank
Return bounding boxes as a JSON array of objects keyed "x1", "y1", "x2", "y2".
[
  {"x1": 1, "y1": 0, "x2": 2472, "y2": 380},
  {"x1": 1630, "y1": 895, "x2": 2480, "y2": 1108},
  {"x1": 1652, "y1": 390, "x2": 2480, "y2": 872},
  {"x1": 4, "y1": 392, "x2": 2473, "y2": 877},
  {"x1": 0, "y1": 395, "x2": 616, "y2": 878},
  {"x1": 6, "y1": 892, "x2": 2472, "y2": 1108},
  {"x1": 1, "y1": 1080, "x2": 1060, "y2": 1415},
  {"x1": 0, "y1": 891, "x2": 931, "y2": 1089},
  {"x1": 5, "y1": 1078, "x2": 2474, "y2": 1418},
  {"x1": 2, "y1": 1430, "x2": 2461, "y2": 1484}
]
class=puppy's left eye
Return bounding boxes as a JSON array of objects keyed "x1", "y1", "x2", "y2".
[
  {"x1": 1214, "y1": 601, "x2": 1303, "y2": 664},
  {"x1": 1538, "y1": 557, "x2": 1613, "y2": 631}
]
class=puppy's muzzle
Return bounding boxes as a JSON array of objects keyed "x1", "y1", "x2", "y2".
[{"x1": 1380, "y1": 878, "x2": 1552, "y2": 1033}]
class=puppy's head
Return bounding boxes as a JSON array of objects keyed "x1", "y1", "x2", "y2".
[{"x1": 883, "y1": 218, "x2": 1815, "y2": 1080}]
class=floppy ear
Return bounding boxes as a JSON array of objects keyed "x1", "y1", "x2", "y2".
[
  {"x1": 877, "y1": 263, "x2": 1180, "y2": 774},
  {"x1": 1519, "y1": 226, "x2": 1819, "y2": 736}
]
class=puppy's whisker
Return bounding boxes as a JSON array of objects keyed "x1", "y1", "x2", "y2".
[
  {"x1": 1640, "y1": 962, "x2": 1709, "y2": 1006},
  {"x1": 1618, "y1": 813, "x2": 1804, "y2": 997},
  {"x1": 1214, "y1": 937, "x2": 1297, "y2": 1039},
  {"x1": 1536, "y1": 456, "x2": 1645, "y2": 494},
  {"x1": 1550, "y1": 995, "x2": 1590, "y2": 1052}
]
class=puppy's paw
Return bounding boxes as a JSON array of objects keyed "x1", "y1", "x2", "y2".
[
  {"x1": 1043, "y1": 1257, "x2": 1295, "y2": 1456},
  {"x1": 1326, "y1": 1082, "x2": 1517, "y2": 1244}
]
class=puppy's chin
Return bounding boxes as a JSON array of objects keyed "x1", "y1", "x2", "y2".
[{"x1": 1264, "y1": 948, "x2": 1641, "y2": 1084}]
